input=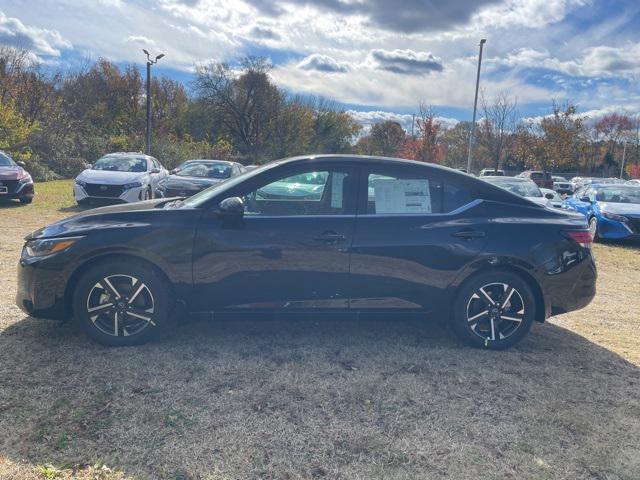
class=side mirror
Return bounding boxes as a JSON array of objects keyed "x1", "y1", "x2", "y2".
[
  {"x1": 16, "y1": 161, "x2": 26, "y2": 168},
  {"x1": 545, "y1": 192, "x2": 555, "y2": 200},
  {"x1": 580, "y1": 196, "x2": 591, "y2": 203},
  {"x1": 150, "y1": 168, "x2": 161, "y2": 174},
  {"x1": 217, "y1": 197, "x2": 244, "y2": 217},
  {"x1": 170, "y1": 168, "x2": 178, "y2": 175},
  {"x1": 84, "y1": 163, "x2": 92, "y2": 169}
]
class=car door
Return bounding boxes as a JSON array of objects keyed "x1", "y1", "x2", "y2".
[
  {"x1": 349, "y1": 165, "x2": 487, "y2": 312},
  {"x1": 191, "y1": 162, "x2": 358, "y2": 311}
]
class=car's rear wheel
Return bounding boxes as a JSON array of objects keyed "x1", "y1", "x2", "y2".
[
  {"x1": 20, "y1": 197, "x2": 33, "y2": 204},
  {"x1": 72, "y1": 260, "x2": 171, "y2": 346},
  {"x1": 451, "y1": 271, "x2": 535, "y2": 350}
]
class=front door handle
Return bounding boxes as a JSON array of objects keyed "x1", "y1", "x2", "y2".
[
  {"x1": 451, "y1": 229, "x2": 486, "y2": 240},
  {"x1": 313, "y1": 232, "x2": 346, "y2": 243}
]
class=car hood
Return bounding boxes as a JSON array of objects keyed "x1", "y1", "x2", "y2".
[
  {"x1": 26, "y1": 198, "x2": 173, "y2": 240},
  {"x1": 525, "y1": 196, "x2": 551, "y2": 207},
  {"x1": 0, "y1": 165, "x2": 27, "y2": 180},
  {"x1": 599, "y1": 202, "x2": 640, "y2": 215},
  {"x1": 76, "y1": 169, "x2": 146, "y2": 184},
  {"x1": 162, "y1": 176, "x2": 225, "y2": 189}
]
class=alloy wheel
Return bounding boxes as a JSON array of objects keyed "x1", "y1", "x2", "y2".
[
  {"x1": 86, "y1": 274, "x2": 156, "y2": 337},
  {"x1": 466, "y1": 282, "x2": 525, "y2": 341}
]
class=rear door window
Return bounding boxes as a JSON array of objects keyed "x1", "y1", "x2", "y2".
[{"x1": 364, "y1": 167, "x2": 473, "y2": 215}]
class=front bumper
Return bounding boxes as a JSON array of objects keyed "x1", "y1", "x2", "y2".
[
  {"x1": 0, "y1": 181, "x2": 34, "y2": 200},
  {"x1": 16, "y1": 252, "x2": 68, "y2": 320},
  {"x1": 74, "y1": 184, "x2": 145, "y2": 204},
  {"x1": 596, "y1": 216, "x2": 640, "y2": 240}
]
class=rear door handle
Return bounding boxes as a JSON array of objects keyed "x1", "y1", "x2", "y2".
[
  {"x1": 313, "y1": 232, "x2": 346, "y2": 243},
  {"x1": 452, "y1": 229, "x2": 486, "y2": 239}
]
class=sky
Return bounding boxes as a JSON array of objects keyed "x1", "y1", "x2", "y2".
[{"x1": 1, "y1": 0, "x2": 639, "y2": 131}]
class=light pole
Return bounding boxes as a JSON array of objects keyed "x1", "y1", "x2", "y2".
[
  {"x1": 466, "y1": 39, "x2": 486, "y2": 173},
  {"x1": 143, "y1": 49, "x2": 164, "y2": 156},
  {"x1": 620, "y1": 139, "x2": 627, "y2": 179}
]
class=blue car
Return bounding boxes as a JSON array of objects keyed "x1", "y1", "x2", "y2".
[{"x1": 564, "y1": 184, "x2": 640, "y2": 240}]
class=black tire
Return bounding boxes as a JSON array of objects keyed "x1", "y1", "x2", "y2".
[
  {"x1": 20, "y1": 197, "x2": 33, "y2": 204},
  {"x1": 72, "y1": 260, "x2": 172, "y2": 346},
  {"x1": 450, "y1": 270, "x2": 536, "y2": 350}
]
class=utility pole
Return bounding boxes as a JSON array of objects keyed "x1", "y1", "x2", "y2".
[
  {"x1": 620, "y1": 139, "x2": 627, "y2": 179},
  {"x1": 466, "y1": 39, "x2": 486, "y2": 174},
  {"x1": 143, "y1": 49, "x2": 164, "y2": 156}
]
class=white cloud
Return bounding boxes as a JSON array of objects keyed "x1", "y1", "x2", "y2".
[
  {"x1": 274, "y1": 55, "x2": 556, "y2": 109},
  {"x1": 0, "y1": 11, "x2": 71, "y2": 57},
  {"x1": 347, "y1": 110, "x2": 459, "y2": 133},
  {"x1": 494, "y1": 43, "x2": 640, "y2": 78},
  {"x1": 297, "y1": 53, "x2": 348, "y2": 73},
  {"x1": 368, "y1": 49, "x2": 443, "y2": 75},
  {"x1": 125, "y1": 35, "x2": 156, "y2": 47}
]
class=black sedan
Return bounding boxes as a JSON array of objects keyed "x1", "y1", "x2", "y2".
[
  {"x1": 158, "y1": 160, "x2": 244, "y2": 198},
  {"x1": 16, "y1": 155, "x2": 596, "y2": 349}
]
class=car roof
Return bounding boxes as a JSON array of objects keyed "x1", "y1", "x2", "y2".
[
  {"x1": 483, "y1": 176, "x2": 529, "y2": 182},
  {"x1": 184, "y1": 159, "x2": 234, "y2": 165},
  {"x1": 275, "y1": 154, "x2": 470, "y2": 175},
  {"x1": 102, "y1": 152, "x2": 151, "y2": 159}
]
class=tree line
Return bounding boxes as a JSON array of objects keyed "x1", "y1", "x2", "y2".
[{"x1": 0, "y1": 46, "x2": 638, "y2": 180}]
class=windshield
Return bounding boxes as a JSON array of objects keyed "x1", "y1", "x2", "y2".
[
  {"x1": 179, "y1": 162, "x2": 271, "y2": 208},
  {"x1": 596, "y1": 187, "x2": 640, "y2": 204},
  {"x1": 93, "y1": 156, "x2": 147, "y2": 172},
  {"x1": 176, "y1": 162, "x2": 231, "y2": 179},
  {"x1": 0, "y1": 151, "x2": 15, "y2": 167},
  {"x1": 488, "y1": 179, "x2": 543, "y2": 197}
]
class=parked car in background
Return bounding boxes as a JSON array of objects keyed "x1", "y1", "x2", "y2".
[
  {"x1": 541, "y1": 188, "x2": 564, "y2": 208},
  {"x1": 74, "y1": 152, "x2": 168, "y2": 205},
  {"x1": 256, "y1": 170, "x2": 327, "y2": 200},
  {"x1": 627, "y1": 179, "x2": 640, "y2": 186},
  {"x1": 564, "y1": 184, "x2": 640, "y2": 240},
  {"x1": 157, "y1": 160, "x2": 244, "y2": 198},
  {"x1": 479, "y1": 168, "x2": 505, "y2": 177},
  {"x1": 481, "y1": 176, "x2": 552, "y2": 207},
  {"x1": 518, "y1": 170, "x2": 554, "y2": 189},
  {"x1": 552, "y1": 176, "x2": 574, "y2": 195},
  {"x1": 0, "y1": 150, "x2": 35, "y2": 205},
  {"x1": 572, "y1": 177, "x2": 627, "y2": 190},
  {"x1": 17, "y1": 155, "x2": 596, "y2": 350}
]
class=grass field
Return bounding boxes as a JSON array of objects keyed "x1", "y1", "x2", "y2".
[{"x1": 1, "y1": 180, "x2": 639, "y2": 480}]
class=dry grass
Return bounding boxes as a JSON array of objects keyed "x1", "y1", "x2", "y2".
[{"x1": 1, "y1": 181, "x2": 639, "y2": 480}]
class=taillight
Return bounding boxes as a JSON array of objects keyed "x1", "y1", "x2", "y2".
[{"x1": 562, "y1": 230, "x2": 593, "y2": 248}]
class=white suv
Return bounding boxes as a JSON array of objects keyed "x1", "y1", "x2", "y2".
[{"x1": 74, "y1": 152, "x2": 168, "y2": 205}]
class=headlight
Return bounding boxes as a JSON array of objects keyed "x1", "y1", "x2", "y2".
[
  {"x1": 75, "y1": 179, "x2": 87, "y2": 187},
  {"x1": 19, "y1": 175, "x2": 32, "y2": 184},
  {"x1": 123, "y1": 181, "x2": 142, "y2": 190},
  {"x1": 602, "y1": 212, "x2": 628, "y2": 222},
  {"x1": 23, "y1": 236, "x2": 83, "y2": 259}
]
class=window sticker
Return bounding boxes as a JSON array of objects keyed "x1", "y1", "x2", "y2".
[
  {"x1": 373, "y1": 178, "x2": 431, "y2": 214},
  {"x1": 331, "y1": 172, "x2": 346, "y2": 208}
]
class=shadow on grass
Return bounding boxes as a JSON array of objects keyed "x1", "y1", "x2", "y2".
[{"x1": 1, "y1": 313, "x2": 639, "y2": 479}]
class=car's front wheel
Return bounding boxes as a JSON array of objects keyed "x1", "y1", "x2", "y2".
[
  {"x1": 72, "y1": 260, "x2": 171, "y2": 346},
  {"x1": 450, "y1": 271, "x2": 535, "y2": 350}
]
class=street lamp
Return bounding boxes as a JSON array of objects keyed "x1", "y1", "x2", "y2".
[
  {"x1": 466, "y1": 39, "x2": 486, "y2": 174},
  {"x1": 143, "y1": 50, "x2": 165, "y2": 156}
]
